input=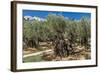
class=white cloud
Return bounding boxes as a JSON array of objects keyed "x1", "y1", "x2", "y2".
[{"x1": 24, "y1": 16, "x2": 46, "y2": 21}]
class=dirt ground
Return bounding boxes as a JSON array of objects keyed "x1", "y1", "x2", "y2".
[
  {"x1": 41, "y1": 46, "x2": 91, "y2": 61},
  {"x1": 23, "y1": 42, "x2": 91, "y2": 62}
]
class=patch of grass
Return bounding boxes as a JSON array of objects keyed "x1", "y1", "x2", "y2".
[
  {"x1": 37, "y1": 47, "x2": 49, "y2": 51},
  {"x1": 84, "y1": 53, "x2": 91, "y2": 59},
  {"x1": 23, "y1": 55, "x2": 44, "y2": 63}
]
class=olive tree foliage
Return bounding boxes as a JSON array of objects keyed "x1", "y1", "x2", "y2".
[
  {"x1": 78, "y1": 17, "x2": 91, "y2": 48},
  {"x1": 46, "y1": 14, "x2": 67, "y2": 41},
  {"x1": 47, "y1": 14, "x2": 66, "y2": 32},
  {"x1": 23, "y1": 14, "x2": 91, "y2": 50},
  {"x1": 65, "y1": 19, "x2": 79, "y2": 45}
]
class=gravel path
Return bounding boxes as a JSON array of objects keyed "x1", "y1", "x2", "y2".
[{"x1": 23, "y1": 49, "x2": 53, "y2": 58}]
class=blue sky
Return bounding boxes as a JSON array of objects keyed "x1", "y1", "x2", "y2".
[{"x1": 23, "y1": 10, "x2": 91, "y2": 20}]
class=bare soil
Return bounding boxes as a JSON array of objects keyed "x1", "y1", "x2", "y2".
[{"x1": 23, "y1": 42, "x2": 91, "y2": 61}]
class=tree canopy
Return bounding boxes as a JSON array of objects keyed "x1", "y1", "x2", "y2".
[{"x1": 23, "y1": 14, "x2": 91, "y2": 49}]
